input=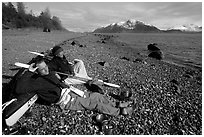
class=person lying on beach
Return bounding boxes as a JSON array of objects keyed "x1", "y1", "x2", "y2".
[
  {"x1": 15, "y1": 57, "x2": 133, "y2": 116},
  {"x1": 48, "y1": 45, "x2": 91, "y2": 85}
]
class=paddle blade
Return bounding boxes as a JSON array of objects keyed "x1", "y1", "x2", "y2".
[
  {"x1": 28, "y1": 51, "x2": 45, "y2": 57},
  {"x1": 103, "y1": 82, "x2": 120, "y2": 88},
  {"x1": 14, "y1": 62, "x2": 29, "y2": 69}
]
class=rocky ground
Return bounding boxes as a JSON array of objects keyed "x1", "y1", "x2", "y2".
[{"x1": 2, "y1": 30, "x2": 202, "y2": 135}]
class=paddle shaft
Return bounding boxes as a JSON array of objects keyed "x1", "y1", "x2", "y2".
[
  {"x1": 56, "y1": 71, "x2": 120, "y2": 88},
  {"x1": 28, "y1": 51, "x2": 53, "y2": 60},
  {"x1": 15, "y1": 62, "x2": 120, "y2": 88}
]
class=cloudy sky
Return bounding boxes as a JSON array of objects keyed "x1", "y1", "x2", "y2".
[{"x1": 18, "y1": 2, "x2": 202, "y2": 32}]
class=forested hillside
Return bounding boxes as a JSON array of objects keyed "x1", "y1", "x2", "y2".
[{"x1": 2, "y1": 2, "x2": 67, "y2": 31}]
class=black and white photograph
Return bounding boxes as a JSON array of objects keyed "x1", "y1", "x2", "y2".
[{"x1": 1, "y1": 1, "x2": 202, "y2": 135}]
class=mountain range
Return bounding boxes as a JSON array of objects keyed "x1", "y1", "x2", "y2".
[
  {"x1": 93, "y1": 19, "x2": 202, "y2": 33},
  {"x1": 167, "y1": 24, "x2": 202, "y2": 32}
]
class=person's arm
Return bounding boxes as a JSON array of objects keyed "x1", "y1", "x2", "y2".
[
  {"x1": 15, "y1": 71, "x2": 35, "y2": 95},
  {"x1": 28, "y1": 63, "x2": 38, "y2": 72},
  {"x1": 55, "y1": 72, "x2": 61, "y2": 80},
  {"x1": 15, "y1": 63, "x2": 40, "y2": 95},
  {"x1": 67, "y1": 63, "x2": 75, "y2": 76},
  {"x1": 48, "y1": 60, "x2": 58, "y2": 71},
  {"x1": 36, "y1": 89, "x2": 61, "y2": 104}
]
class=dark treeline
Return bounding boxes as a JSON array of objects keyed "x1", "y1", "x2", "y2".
[{"x1": 2, "y1": 2, "x2": 67, "y2": 31}]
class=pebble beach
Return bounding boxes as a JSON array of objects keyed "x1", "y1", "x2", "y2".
[{"x1": 2, "y1": 29, "x2": 202, "y2": 135}]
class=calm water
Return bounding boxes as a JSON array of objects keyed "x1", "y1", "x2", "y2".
[{"x1": 115, "y1": 33, "x2": 202, "y2": 69}]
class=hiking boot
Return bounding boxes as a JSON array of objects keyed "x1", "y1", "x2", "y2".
[
  {"x1": 118, "y1": 101, "x2": 132, "y2": 108},
  {"x1": 121, "y1": 107, "x2": 133, "y2": 115}
]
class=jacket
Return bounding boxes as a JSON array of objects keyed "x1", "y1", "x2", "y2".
[
  {"x1": 15, "y1": 71, "x2": 68, "y2": 103},
  {"x1": 48, "y1": 56, "x2": 74, "y2": 80}
]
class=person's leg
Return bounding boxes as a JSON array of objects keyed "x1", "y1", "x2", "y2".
[{"x1": 64, "y1": 92, "x2": 120, "y2": 116}]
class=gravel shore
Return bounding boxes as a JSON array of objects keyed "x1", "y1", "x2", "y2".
[{"x1": 2, "y1": 30, "x2": 202, "y2": 135}]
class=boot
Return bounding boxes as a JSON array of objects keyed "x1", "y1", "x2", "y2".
[
  {"x1": 120, "y1": 107, "x2": 133, "y2": 115},
  {"x1": 118, "y1": 101, "x2": 132, "y2": 108}
]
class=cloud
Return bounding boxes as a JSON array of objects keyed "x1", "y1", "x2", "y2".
[{"x1": 23, "y1": 2, "x2": 202, "y2": 32}]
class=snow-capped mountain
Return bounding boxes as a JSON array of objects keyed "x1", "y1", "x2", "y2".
[
  {"x1": 110, "y1": 19, "x2": 152, "y2": 29},
  {"x1": 168, "y1": 24, "x2": 202, "y2": 32},
  {"x1": 93, "y1": 19, "x2": 202, "y2": 33},
  {"x1": 93, "y1": 19, "x2": 160, "y2": 33}
]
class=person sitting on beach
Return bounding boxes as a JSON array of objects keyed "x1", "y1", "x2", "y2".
[
  {"x1": 48, "y1": 45, "x2": 91, "y2": 85},
  {"x1": 15, "y1": 57, "x2": 133, "y2": 116}
]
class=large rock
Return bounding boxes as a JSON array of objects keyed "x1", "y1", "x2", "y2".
[
  {"x1": 71, "y1": 41, "x2": 76, "y2": 45},
  {"x1": 147, "y1": 43, "x2": 160, "y2": 51},
  {"x1": 43, "y1": 27, "x2": 51, "y2": 32},
  {"x1": 148, "y1": 51, "x2": 163, "y2": 60},
  {"x1": 147, "y1": 43, "x2": 164, "y2": 60},
  {"x1": 98, "y1": 61, "x2": 109, "y2": 67}
]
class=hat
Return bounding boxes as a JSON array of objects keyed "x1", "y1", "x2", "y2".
[{"x1": 52, "y1": 46, "x2": 63, "y2": 56}]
